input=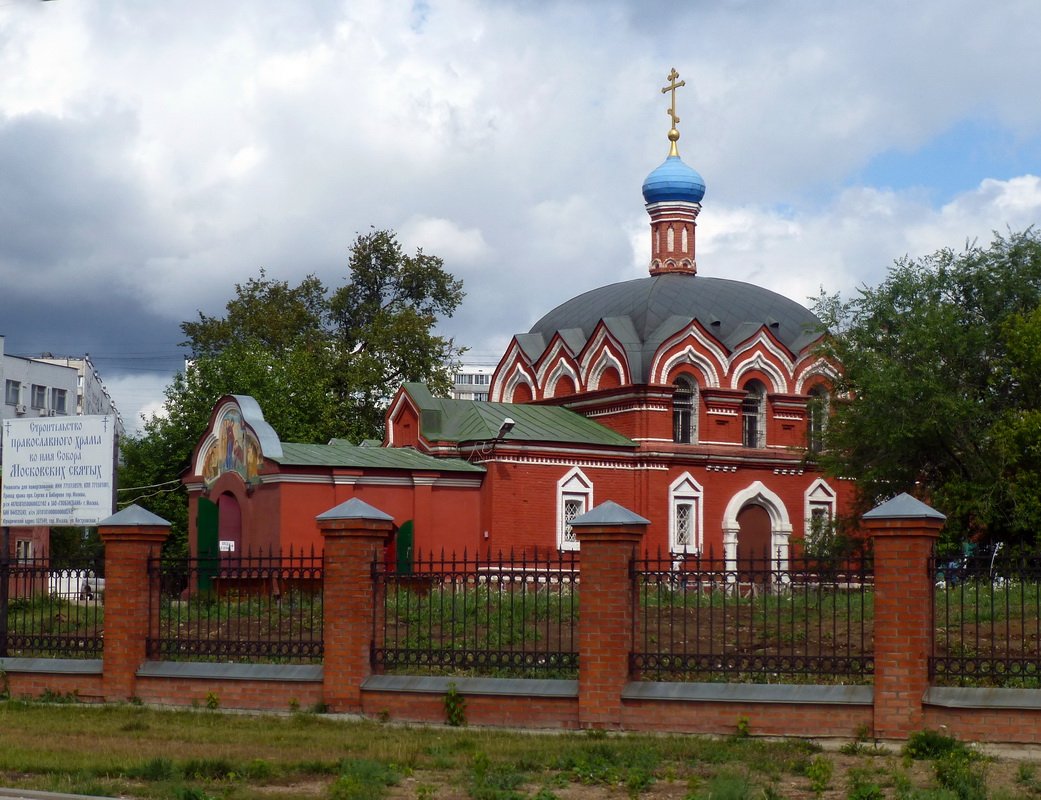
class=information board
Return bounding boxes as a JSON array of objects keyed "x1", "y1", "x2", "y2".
[{"x1": 1, "y1": 415, "x2": 116, "y2": 526}]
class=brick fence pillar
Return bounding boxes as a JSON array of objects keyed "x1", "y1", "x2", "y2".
[
  {"x1": 98, "y1": 504, "x2": 170, "y2": 702},
  {"x1": 571, "y1": 500, "x2": 649, "y2": 730},
  {"x1": 317, "y1": 497, "x2": 394, "y2": 712},
  {"x1": 862, "y1": 493, "x2": 945, "y2": 739}
]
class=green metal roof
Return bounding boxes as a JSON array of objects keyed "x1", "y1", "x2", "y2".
[
  {"x1": 271, "y1": 440, "x2": 484, "y2": 472},
  {"x1": 401, "y1": 383, "x2": 635, "y2": 448}
]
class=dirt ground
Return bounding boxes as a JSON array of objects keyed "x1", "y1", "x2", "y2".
[{"x1": 373, "y1": 742, "x2": 1038, "y2": 799}]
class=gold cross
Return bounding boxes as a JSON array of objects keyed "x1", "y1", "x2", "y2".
[{"x1": 661, "y1": 67, "x2": 685, "y2": 130}]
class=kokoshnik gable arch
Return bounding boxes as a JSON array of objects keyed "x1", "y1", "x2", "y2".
[{"x1": 183, "y1": 70, "x2": 851, "y2": 568}]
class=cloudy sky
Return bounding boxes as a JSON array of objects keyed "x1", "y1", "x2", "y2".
[{"x1": 2, "y1": 0, "x2": 1040, "y2": 434}]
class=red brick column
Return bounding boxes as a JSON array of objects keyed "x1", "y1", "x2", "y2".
[
  {"x1": 862, "y1": 493, "x2": 945, "y2": 739},
  {"x1": 317, "y1": 498, "x2": 394, "y2": 712},
  {"x1": 98, "y1": 505, "x2": 171, "y2": 702},
  {"x1": 571, "y1": 501, "x2": 649, "y2": 729}
]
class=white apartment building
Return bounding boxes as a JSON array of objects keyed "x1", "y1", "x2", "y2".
[
  {"x1": 452, "y1": 360, "x2": 497, "y2": 401},
  {"x1": 1, "y1": 337, "x2": 80, "y2": 424},
  {"x1": 1, "y1": 336, "x2": 125, "y2": 441},
  {"x1": 35, "y1": 353, "x2": 125, "y2": 437}
]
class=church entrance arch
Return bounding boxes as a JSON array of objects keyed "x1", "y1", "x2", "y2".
[{"x1": 721, "y1": 481, "x2": 793, "y2": 577}]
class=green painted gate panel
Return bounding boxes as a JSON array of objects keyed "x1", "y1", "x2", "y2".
[
  {"x1": 197, "y1": 497, "x2": 219, "y2": 592},
  {"x1": 396, "y1": 520, "x2": 414, "y2": 575}
]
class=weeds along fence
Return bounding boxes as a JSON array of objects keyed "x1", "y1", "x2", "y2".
[
  {"x1": 932, "y1": 547, "x2": 1041, "y2": 688},
  {"x1": 632, "y1": 549, "x2": 875, "y2": 683},
  {"x1": 147, "y1": 549, "x2": 323, "y2": 664},
  {"x1": 0, "y1": 555, "x2": 104, "y2": 659},
  {"x1": 373, "y1": 549, "x2": 579, "y2": 678}
]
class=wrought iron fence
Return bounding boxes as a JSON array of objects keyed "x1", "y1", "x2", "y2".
[
  {"x1": 932, "y1": 547, "x2": 1041, "y2": 687},
  {"x1": 632, "y1": 549, "x2": 874, "y2": 683},
  {"x1": 373, "y1": 549, "x2": 578, "y2": 678},
  {"x1": 148, "y1": 548, "x2": 323, "y2": 663},
  {"x1": 0, "y1": 555, "x2": 104, "y2": 658}
]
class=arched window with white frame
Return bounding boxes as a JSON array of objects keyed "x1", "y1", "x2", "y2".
[
  {"x1": 672, "y1": 375, "x2": 698, "y2": 444},
  {"x1": 669, "y1": 473, "x2": 703, "y2": 555},
  {"x1": 806, "y1": 384, "x2": 829, "y2": 453},
  {"x1": 742, "y1": 380, "x2": 767, "y2": 448},
  {"x1": 557, "y1": 467, "x2": 593, "y2": 551},
  {"x1": 803, "y1": 479, "x2": 837, "y2": 556}
]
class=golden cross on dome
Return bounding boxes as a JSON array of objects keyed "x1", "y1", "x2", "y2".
[{"x1": 661, "y1": 67, "x2": 685, "y2": 156}]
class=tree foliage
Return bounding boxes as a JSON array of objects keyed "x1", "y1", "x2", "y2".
[
  {"x1": 119, "y1": 229, "x2": 465, "y2": 554},
  {"x1": 815, "y1": 229, "x2": 1041, "y2": 545}
]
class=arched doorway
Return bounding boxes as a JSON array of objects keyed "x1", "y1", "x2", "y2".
[
  {"x1": 721, "y1": 481, "x2": 793, "y2": 577},
  {"x1": 736, "y1": 503, "x2": 772, "y2": 581}
]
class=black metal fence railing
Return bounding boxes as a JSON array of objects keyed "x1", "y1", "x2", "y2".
[
  {"x1": 632, "y1": 549, "x2": 874, "y2": 683},
  {"x1": 932, "y1": 547, "x2": 1041, "y2": 687},
  {"x1": 373, "y1": 549, "x2": 578, "y2": 678},
  {"x1": 148, "y1": 549, "x2": 323, "y2": 664},
  {"x1": 0, "y1": 555, "x2": 104, "y2": 659}
]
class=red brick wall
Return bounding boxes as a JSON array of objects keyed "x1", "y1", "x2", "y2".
[
  {"x1": 622, "y1": 700, "x2": 871, "y2": 737},
  {"x1": 135, "y1": 677, "x2": 322, "y2": 711},
  {"x1": 3, "y1": 671, "x2": 104, "y2": 703}
]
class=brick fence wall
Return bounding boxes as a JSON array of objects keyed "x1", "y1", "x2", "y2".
[{"x1": 3, "y1": 496, "x2": 1041, "y2": 744}]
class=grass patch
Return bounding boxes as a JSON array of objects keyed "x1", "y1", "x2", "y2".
[{"x1": 0, "y1": 701, "x2": 1033, "y2": 800}]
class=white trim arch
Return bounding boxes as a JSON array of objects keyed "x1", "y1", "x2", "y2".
[
  {"x1": 501, "y1": 365, "x2": 537, "y2": 404},
  {"x1": 657, "y1": 347, "x2": 719, "y2": 389},
  {"x1": 650, "y1": 325, "x2": 728, "y2": 386},
  {"x1": 794, "y1": 358, "x2": 840, "y2": 394},
  {"x1": 543, "y1": 359, "x2": 582, "y2": 399},
  {"x1": 729, "y1": 352, "x2": 788, "y2": 394},
  {"x1": 721, "y1": 481, "x2": 793, "y2": 573},
  {"x1": 584, "y1": 348, "x2": 628, "y2": 391},
  {"x1": 729, "y1": 331, "x2": 797, "y2": 374},
  {"x1": 534, "y1": 338, "x2": 579, "y2": 385}
]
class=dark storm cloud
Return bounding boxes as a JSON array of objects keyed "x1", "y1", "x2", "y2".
[
  {"x1": 0, "y1": 107, "x2": 185, "y2": 411},
  {"x1": 0, "y1": 109, "x2": 160, "y2": 272}
]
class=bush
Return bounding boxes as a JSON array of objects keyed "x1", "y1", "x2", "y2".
[{"x1": 904, "y1": 730, "x2": 969, "y2": 761}]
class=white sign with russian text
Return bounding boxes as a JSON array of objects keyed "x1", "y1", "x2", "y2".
[{"x1": 1, "y1": 415, "x2": 116, "y2": 526}]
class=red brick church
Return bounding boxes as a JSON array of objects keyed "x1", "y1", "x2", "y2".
[{"x1": 184, "y1": 71, "x2": 850, "y2": 569}]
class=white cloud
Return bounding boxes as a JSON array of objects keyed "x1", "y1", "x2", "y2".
[
  {"x1": 0, "y1": 0, "x2": 1040, "y2": 421},
  {"x1": 399, "y1": 216, "x2": 490, "y2": 267}
]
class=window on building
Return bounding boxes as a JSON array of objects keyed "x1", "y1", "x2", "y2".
[
  {"x1": 557, "y1": 467, "x2": 593, "y2": 551},
  {"x1": 474, "y1": 392, "x2": 488, "y2": 401},
  {"x1": 807, "y1": 385, "x2": 828, "y2": 453},
  {"x1": 803, "y1": 479, "x2": 837, "y2": 558},
  {"x1": 51, "y1": 388, "x2": 68, "y2": 414},
  {"x1": 31, "y1": 384, "x2": 47, "y2": 409},
  {"x1": 15, "y1": 539, "x2": 34, "y2": 563},
  {"x1": 669, "y1": 473, "x2": 703, "y2": 554},
  {"x1": 672, "y1": 376, "x2": 698, "y2": 444},
  {"x1": 4, "y1": 379, "x2": 20, "y2": 405},
  {"x1": 742, "y1": 380, "x2": 767, "y2": 448}
]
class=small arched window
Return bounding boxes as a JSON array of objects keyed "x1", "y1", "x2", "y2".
[
  {"x1": 742, "y1": 380, "x2": 767, "y2": 448},
  {"x1": 672, "y1": 376, "x2": 698, "y2": 444},
  {"x1": 807, "y1": 385, "x2": 829, "y2": 453}
]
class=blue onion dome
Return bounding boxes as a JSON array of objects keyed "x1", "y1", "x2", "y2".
[{"x1": 642, "y1": 155, "x2": 706, "y2": 204}]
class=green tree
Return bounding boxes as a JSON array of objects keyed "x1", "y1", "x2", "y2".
[
  {"x1": 119, "y1": 229, "x2": 464, "y2": 554},
  {"x1": 815, "y1": 229, "x2": 1041, "y2": 545},
  {"x1": 329, "y1": 229, "x2": 464, "y2": 437}
]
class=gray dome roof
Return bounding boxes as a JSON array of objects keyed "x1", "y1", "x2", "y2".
[{"x1": 526, "y1": 274, "x2": 822, "y2": 382}]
